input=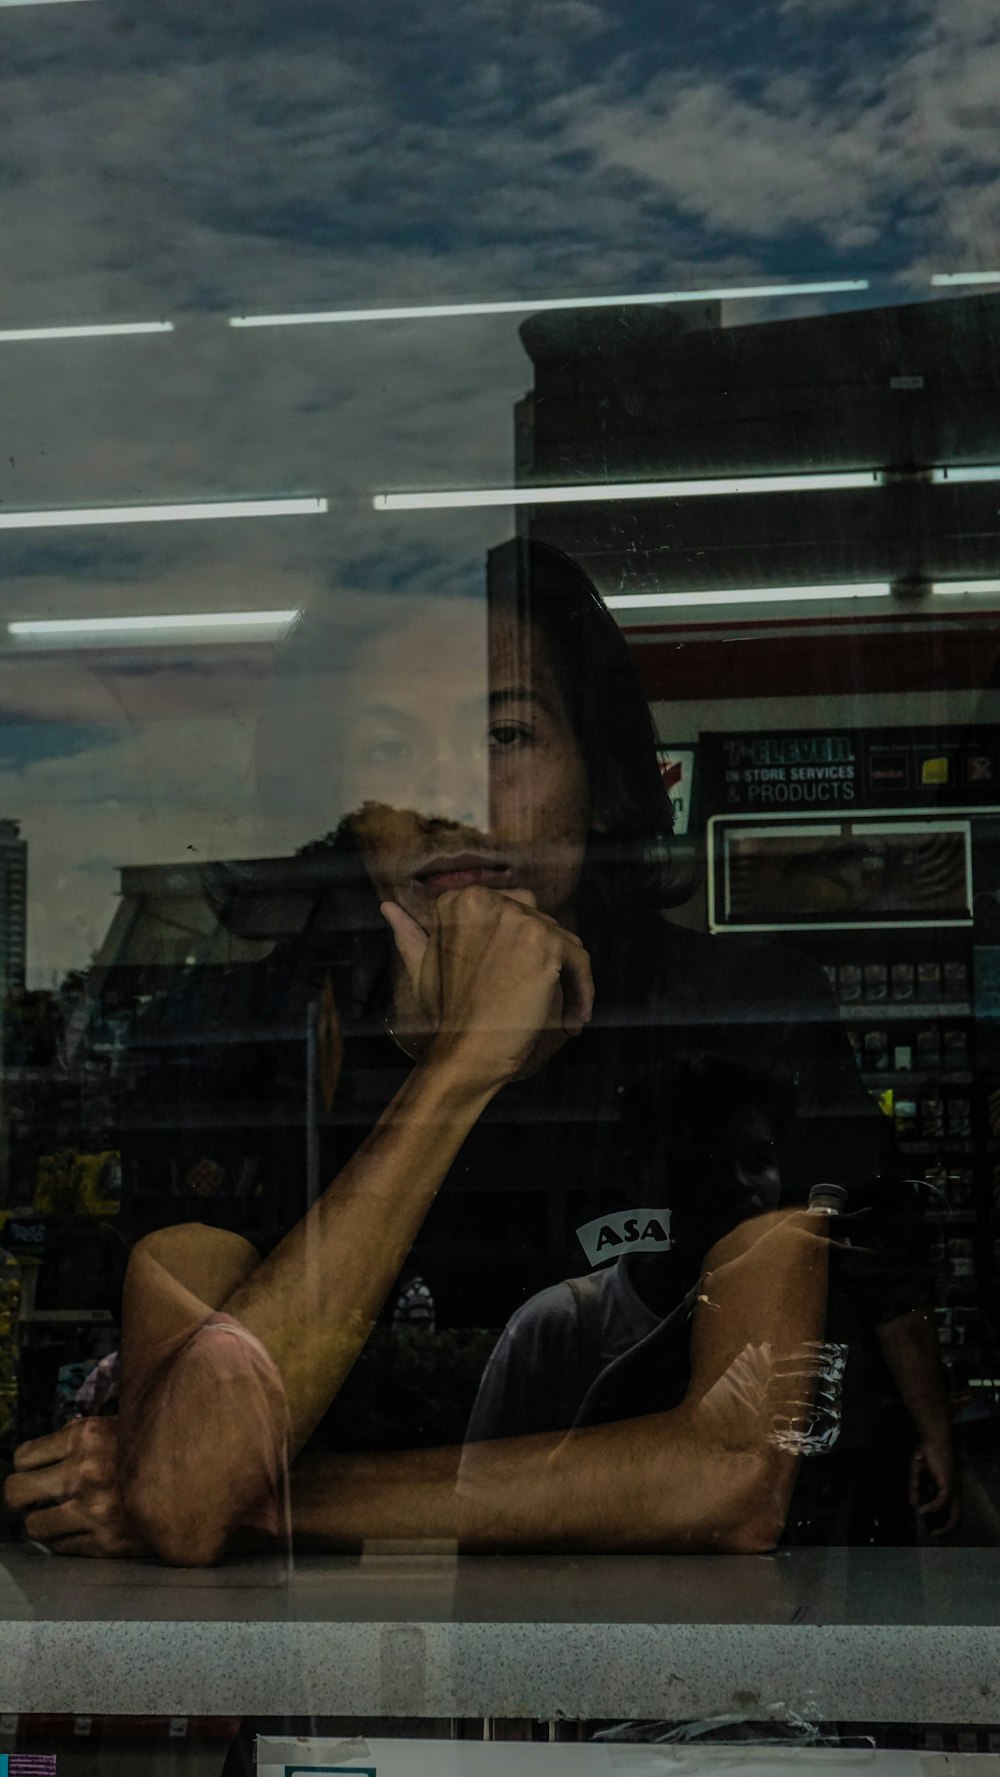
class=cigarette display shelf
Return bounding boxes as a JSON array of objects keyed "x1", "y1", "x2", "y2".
[
  {"x1": 790, "y1": 925, "x2": 998, "y2": 1404},
  {"x1": 838, "y1": 1002, "x2": 972, "y2": 1021},
  {"x1": 0, "y1": 1233, "x2": 121, "y2": 1449}
]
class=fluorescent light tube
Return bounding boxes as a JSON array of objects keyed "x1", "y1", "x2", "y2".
[
  {"x1": 0, "y1": 497, "x2": 327, "y2": 530},
  {"x1": 230, "y1": 281, "x2": 869, "y2": 328},
  {"x1": 0, "y1": 321, "x2": 173, "y2": 342},
  {"x1": 8, "y1": 610, "x2": 300, "y2": 640},
  {"x1": 931, "y1": 580, "x2": 1000, "y2": 596},
  {"x1": 931, "y1": 272, "x2": 1000, "y2": 286},
  {"x1": 605, "y1": 583, "x2": 892, "y2": 610},
  {"x1": 931, "y1": 465, "x2": 1000, "y2": 484},
  {"x1": 374, "y1": 471, "x2": 883, "y2": 511}
]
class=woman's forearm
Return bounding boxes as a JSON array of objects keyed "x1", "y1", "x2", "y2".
[
  {"x1": 116, "y1": 889, "x2": 598, "y2": 1557},
  {"x1": 119, "y1": 1191, "x2": 828, "y2": 1565},
  {"x1": 221, "y1": 1045, "x2": 495, "y2": 1452},
  {"x1": 290, "y1": 1210, "x2": 833, "y2": 1558},
  {"x1": 116, "y1": 1048, "x2": 495, "y2": 1558},
  {"x1": 290, "y1": 1410, "x2": 786, "y2": 1554},
  {"x1": 876, "y1": 1310, "x2": 952, "y2": 1445}
]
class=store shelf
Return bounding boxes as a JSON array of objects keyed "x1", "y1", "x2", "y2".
[
  {"x1": 839, "y1": 1003, "x2": 972, "y2": 1021},
  {"x1": 899, "y1": 1140, "x2": 976, "y2": 1155},
  {"x1": 860, "y1": 1072, "x2": 974, "y2": 1088},
  {"x1": 19, "y1": 1309, "x2": 113, "y2": 1325},
  {"x1": 3, "y1": 1547, "x2": 1000, "y2": 1723}
]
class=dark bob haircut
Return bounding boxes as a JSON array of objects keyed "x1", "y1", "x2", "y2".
[
  {"x1": 489, "y1": 537, "x2": 672, "y2": 849},
  {"x1": 217, "y1": 539, "x2": 679, "y2": 1014},
  {"x1": 487, "y1": 538, "x2": 676, "y2": 967}
]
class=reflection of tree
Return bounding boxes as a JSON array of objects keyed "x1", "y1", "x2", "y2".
[
  {"x1": 59, "y1": 967, "x2": 92, "y2": 1004},
  {"x1": 2, "y1": 990, "x2": 65, "y2": 1070},
  {"x1": 295, "y1": 829, "x2": 341, "y2": 857},
  {"x1": 2, "y1": 956, "x2": 129, "y2": 1208}
]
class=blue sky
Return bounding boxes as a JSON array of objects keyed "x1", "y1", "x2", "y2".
[{"x1": 0, "y1": 720, "x2": 114, "y2": 771}]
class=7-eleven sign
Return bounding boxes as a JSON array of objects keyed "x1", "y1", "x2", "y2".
[{"x1": 657, "y1": 747, "x2": 695, "y2": 836}]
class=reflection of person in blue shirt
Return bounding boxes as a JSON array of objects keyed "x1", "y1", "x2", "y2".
[
  {"x1": 468, "y1": 1054, "x2": 951, "y2": 1545},
  {"x1": 468, "y1": 1057, "x2": 792, "y2": 1443}
]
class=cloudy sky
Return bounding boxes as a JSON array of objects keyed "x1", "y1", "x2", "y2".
[{"x1": 1, "y1": 0, "x2": 998, "y2": 979}]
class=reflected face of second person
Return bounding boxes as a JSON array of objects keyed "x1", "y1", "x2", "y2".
[{"x1": 341, "y1": 599, "x2": 592, "y2": 930}]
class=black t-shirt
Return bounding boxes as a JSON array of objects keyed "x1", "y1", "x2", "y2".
[{"x1": 114, "y1": 914, "x2": 909, "y2": 1451}]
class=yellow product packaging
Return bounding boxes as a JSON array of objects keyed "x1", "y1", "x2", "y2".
[
  {"x1": 73, "y1": 1151, "x2": 123, "y2": 1216},
  {"x1": 33, "y1": 1149, "x2": 75, "y2": 1215}
]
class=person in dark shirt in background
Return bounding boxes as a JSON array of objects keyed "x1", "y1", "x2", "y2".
[
  {"x1": 467, "y1": 1056, "x2": 792, "y2": 1443},
  {"x1": 468, "y1": 1055, "x2": 959, "y2": 1543}
]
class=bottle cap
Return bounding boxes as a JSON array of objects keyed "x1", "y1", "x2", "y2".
[{"x1": 808, "y1": 1182, "x2": 850, "y2": 1215}]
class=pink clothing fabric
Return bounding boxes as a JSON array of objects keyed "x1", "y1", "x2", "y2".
[{"x1": 120, "y1": 1309, "x2": 292, "y2": 1547}]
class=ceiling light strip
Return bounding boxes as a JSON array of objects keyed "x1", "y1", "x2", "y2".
[
  {"x1": 0, "y1": 321, "x2": 173, "y2": 342},
  {"x1": 606, "y1": 583, "x2": 891, "y2": 611},
  {"x1": 8, "y1": 611, "x2": 300, "y2": 636},
  {"x1": 230, "y1": 281, "x2": 869, "y2": 329},
  {"x1": 931, "y1": 580, "x2": 1000, "y2": 596},
  {"x1": 931, "y1": 273, "x2": 1000, "y2": 287},
  {"x1": 374, "y1": 471, "x2": 882, "y2": 511},
  {"x1": 0, "y1": 497, "x2": 327, "y2": 530},
  {"x1": 931, "y1": 465, "x2": 1000, "y2": 484}
]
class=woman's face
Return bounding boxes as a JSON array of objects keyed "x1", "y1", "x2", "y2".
[{"x1": 341, "y1": 598, "x2": 593, "y2": 929}]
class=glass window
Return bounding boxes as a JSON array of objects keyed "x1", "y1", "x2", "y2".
[{"x1": 2, "y1": 1, "x2": 1000, "y2": 1770}]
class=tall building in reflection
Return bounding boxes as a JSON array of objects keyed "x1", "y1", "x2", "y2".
[
  {"x1": 515, "y1": 289, "x2": 1000, "y2": 603},
  {"x1": 0, "y1": 820, "x2": 27, "y2": 994}
]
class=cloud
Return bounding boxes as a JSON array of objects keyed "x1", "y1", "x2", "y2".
[
  {"x1": 561, "y1": 75, "x2": 892, "y2": 245},
  {"x1": 1, "y1": 0, "x2": 999, "y2": 979},
  {"x1": 556, "y1": 1, "x2": 1000, "y2": 261}
]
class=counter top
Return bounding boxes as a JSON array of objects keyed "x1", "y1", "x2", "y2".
[{"x1": 1, "y1": 1544, "x2": 998, "y2": 1722}]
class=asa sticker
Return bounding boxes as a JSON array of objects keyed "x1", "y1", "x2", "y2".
[{"x1": 576, "y1": 1208, "x2": 672, "y2": 1268}]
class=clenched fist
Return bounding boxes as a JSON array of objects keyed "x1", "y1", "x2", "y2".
[
  {"x1": 4, "y1": 1417, "x2": 148, "y2": 1558},
  {"x1": 382, "y1": 885, "x2": 595, "y2": 1089}
]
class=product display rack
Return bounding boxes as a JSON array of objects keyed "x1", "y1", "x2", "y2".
[{"x1": 794, "y1": 924, "x2": 994, "y2": 1394}]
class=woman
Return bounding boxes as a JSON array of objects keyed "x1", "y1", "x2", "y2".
[{"x1": 4, "y1": 540, "x2": 929, "y2": 1561}]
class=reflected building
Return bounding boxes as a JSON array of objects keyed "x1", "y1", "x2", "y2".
[{"x1": 516, "y1": 290, "x2": 1000, "y2": 699}]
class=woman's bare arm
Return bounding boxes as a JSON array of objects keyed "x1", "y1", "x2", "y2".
[
  {"x1": 113, "y1": 1056, "x2": 497, "y2": 1563},
  {"x1": 5, "y1": 1207, "x2": 829, "y2": 1562},
  {"x1": 105, "y1": 887, "x2": 594, "y2": 1561},
  {"x1": 289, "y1": 1207, "x2": 831, "y2": 1556}
]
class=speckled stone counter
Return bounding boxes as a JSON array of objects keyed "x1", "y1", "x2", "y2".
[{"x1": 1, "y1": 1544, "x2": 998, "y2": 1723}]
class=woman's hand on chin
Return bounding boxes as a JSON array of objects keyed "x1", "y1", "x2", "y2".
[{"x1": 380, "y1": 886, "x2": 594, "y2": 1090}]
